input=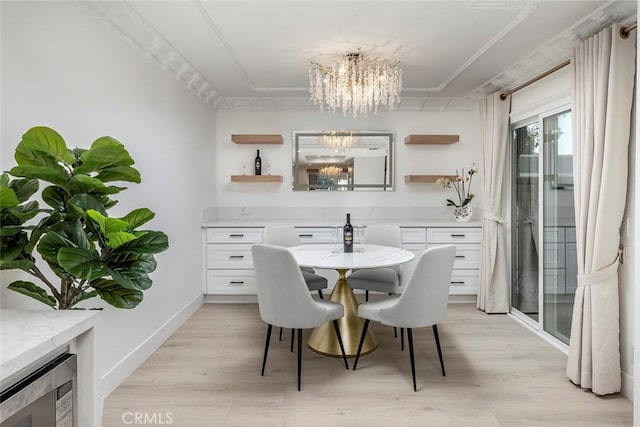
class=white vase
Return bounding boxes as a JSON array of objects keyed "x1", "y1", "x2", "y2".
[{"x1": 452, "y1": 205, "x2": 473, "y2": 222}]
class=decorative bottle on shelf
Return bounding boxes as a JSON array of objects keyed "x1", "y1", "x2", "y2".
[
  {"x1": 343, "y1": 213, "x2": 353, "y2": 253},
  {"x1": 254, "y1": 150, "x2": 262, "y2": 175}
]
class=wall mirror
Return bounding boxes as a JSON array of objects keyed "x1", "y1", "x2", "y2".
[{"x1": 292, "y1": 131, "x2": 394, "y2": 191}]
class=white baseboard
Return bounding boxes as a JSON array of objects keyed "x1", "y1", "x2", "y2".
[
  {"x1": 99, "y1": 294, "x2": 204, "y2": 399},
  {"x1": 621, "y1": 370, "x2": 634, "y2": 401}
]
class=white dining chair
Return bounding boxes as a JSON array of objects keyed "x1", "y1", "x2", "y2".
[
  {"x1": 252, "y1": 244, "x2": 349, "y2": 391},
  {"x1": 262, "y1": 225, "x2": 329, "y2": 345},
  {"x1": 347, "y1": 224, "x2": 403, "y2": 301},
  {"x1": 352, "y1": 245, "x2": 456, "y2": 391}
]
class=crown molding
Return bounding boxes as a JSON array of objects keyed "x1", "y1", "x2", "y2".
[
  {"x1": 83, "y1": 1, "x2": 222, "y2": 106},
  {"x1": 83, "y1": 0, "x2": 636, "y2": 113},
  {"x1": 469, "y1": 0, "x2": 637, "y2": 100},
  {"x1": 216, "y1": 97, "x2": 479, "y2": 113}
]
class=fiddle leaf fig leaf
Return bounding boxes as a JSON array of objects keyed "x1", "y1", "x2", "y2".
[
  {"x1": 9, "y1": 165, "x2": 68, "y2": 187},
  {"x1": 0, "y1": 187, "x2": 19, "y2": 209},
  {"x1": 106, "y1": 231, "x2": 138, "y2": 249},
  {"x1": 91, "y1": 278, "x2": 143, "y2": 309},
  {"x1": 116, "y1": 231, "x2": 169, "y2": 254},
  {"x1": 8, "y1": 178, "x2": 39, "y2": 203},
  {"x1": 95, "y1": 166, "x2": 140, "y2": 184},
  {"x1": 121, "y1": 208, "x2": 155, "y2": 231},
  {"x1": 15, "y1": 126, "x2": 74, "y2": 166},
  {"x1": 57, "y1": 247, "x2": 107, "y2": 281},
  {"x1": 75, "y1": 137, "x2": 134, "y2": 174},
  {"x1": 42, "y1": 185, "x2": 68, "y2": 211},
  {"x1": 0, "y1": 259, "x2": 35, "y2": 272},
  {"x1": 67, "y1": 194, "x2": 107, "y2": 217},
  {"x1": 7, "y1": 281, "x2": 56, "y2": 307},
  {"x1": 86, "y1": 209, "x2": 128, "y2": 237},
  {"x1": 68, "y1": 174, "x2": 109, "y2": 195}
]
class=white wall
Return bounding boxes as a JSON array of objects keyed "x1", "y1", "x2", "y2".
[
  {"x1": 0, "y1": 0, "x2": 215, "y2": 404},
  {"x1": 214, "y1": 110, "x2": 482, "y2": 213}
]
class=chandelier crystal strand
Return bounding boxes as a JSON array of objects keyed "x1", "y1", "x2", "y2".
[
  {"x1": 319, "y1": 131, "x2": 360, "y2": 152},
  {"x1": 309, "y1": 50, "x2": 402, "y2": 118},
  {"x1": 319, "y1": 165, "x2": 342, "y2": 178}
]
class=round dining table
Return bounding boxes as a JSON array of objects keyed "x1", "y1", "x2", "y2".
[{"x1": 287, "y1": 244, "x2": 415, "y2": 357}]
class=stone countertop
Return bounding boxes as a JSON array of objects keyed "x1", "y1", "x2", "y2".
[
  {"x1": 0, "y1": 309, "x2": 99, "y2": 384},
  {"x1": 203, "y1": 219, "x2": 483, "y2": 228}
]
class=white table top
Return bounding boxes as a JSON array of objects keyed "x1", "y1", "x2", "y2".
[
  {"x1": 287, "y1": 244, "x2": 415, "y2": 270},
  {"x1": 0, "y1": 309, "x2": 99, "y2": 385}
]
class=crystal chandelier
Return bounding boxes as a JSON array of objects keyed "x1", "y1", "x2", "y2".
[
  {"x1": 309, "y1": 48, "x2": 402, "y2": 118},
  {"x1": 319, "y1": 130, "x2": 360, "y2": 152},
  {"x1": 319, "y1": 165, "x2": 343, "y2": 178}
]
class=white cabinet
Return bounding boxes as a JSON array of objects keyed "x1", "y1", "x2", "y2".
[
  {"x1": 205, "y1": 227, "x2": 262, "y2": 294},
  {"x1": 426, "y1": 227, "x2": 482, "y2": 295},
  {"x1": 203, "y1": 223, "x2": 482, "y2": 297},
  {"x1": 543, "y1": 226, "x2": 576, "y2": 294}
]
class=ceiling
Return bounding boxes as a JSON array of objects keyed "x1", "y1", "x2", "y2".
[{"x1": 85, "y1": 1, "x2": 637, "y2": 111}]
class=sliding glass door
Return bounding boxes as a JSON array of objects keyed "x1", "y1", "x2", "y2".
[
  {"x1": 511, "y1": 122, "x2": 540, "y2": 321},
  {"x1": 511, "y1": 109, "x2": 575, "y2": 345}
]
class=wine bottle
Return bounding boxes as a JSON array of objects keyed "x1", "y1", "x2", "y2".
[
  {"x1": 254, "y1": 149, "x2": 262, "y2": 175},
  {"x1": 343, "y1": 213, "x2": 353, "y2": 253}
]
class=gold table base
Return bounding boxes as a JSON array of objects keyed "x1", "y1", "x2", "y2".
[{"x1": 308, "y1": 269, "x2": 377, "y2": 357}]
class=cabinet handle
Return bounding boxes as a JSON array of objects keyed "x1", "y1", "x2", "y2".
[
  {"x1": 455, "y1": 255, "x2": 466, "y2": 259},
  {"x1": 229, "y1": 234, "x2": 245, "y2": 237},
  {"x1": 229, "y1": 281, "x2": 245, "y2": 285},
  {"x1": 451, "y1": 281, "x2": 466, "y2": 285},
  {"x1": 298, "y1": 234, "x2": 313, "y2": 238},
  {"x1": 229, "y1": 255, "x2": 245, "y2": 259},
  {"x1": 450, "y1": 234, "x2": 466, "y2": 238}
]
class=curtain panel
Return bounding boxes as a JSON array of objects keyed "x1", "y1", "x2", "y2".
[
  {"x1": 477, "y1": 93, "x2": 511, "y2": 313},
  {"x1": 567, "y1": 23, "x2": 635, "y2": 395}
]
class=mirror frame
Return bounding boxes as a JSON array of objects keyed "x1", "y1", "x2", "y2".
[{"x1": 292, "y1": 131, "x2": 394, "y2": 191}]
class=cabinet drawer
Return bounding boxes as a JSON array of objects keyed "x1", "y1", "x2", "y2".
[
  {"x1": 401, "y1": 228, "x2": 426, "y2": 244},
  {"x1": 206, "y1": 271, "x2": 256, "y2": 294},
  {"x1": 449, "y1": 271, "x2": 479, "y2": 295},
  {"x1": 544, "y1": 269, "x2": 566, "y2": 294},
  {"x1": 206, "y1": 228, "x2": 263, "y2": 244},
  {"x1": 427, "y1": 243, "x2": 480, "y2": 269},
  {"x1": 543, "y1": 242, "x2": 565, "y2": 269},
  {"x1": 427, "y1": 227, "x2": 481, "y2": 244},
  {"x1": 543, "y1": 227, "x2": 565, "y2": 243},
  {"x1": 207, "y1": 245, "x2": 254, "y2": 269},
  {"x1": 295, "y1": 227, "x2": 335, "y2": 244}
]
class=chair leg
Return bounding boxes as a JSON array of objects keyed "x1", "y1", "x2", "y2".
[
  {"x1": 394, "y1": 327, "x2": 397, "y2": 338},
  {"x1": 279, "y1": 327, "x2": 283, "y2": 341},
  {"x1": 332, "y1": 320, "x2": 349, "y2": 369},
  {"x1": 261, "y1": 324, "x2": 273, "y2": 376},
  {"x1": 297, "y1": 328, "x2": 303, "y2": 391},
  {"x1": 290, "y1": 328, "x2": 295, "y2": 352},
  {"x1": 433, "y1": 325, "x2": 446, "y2": 376},
  {"x1": 407, "y1": 328, "x2": 417, "y2": 392},
  {"x1": 318, "y1": 289, "x2": 324, "y2": 299},
  {"x1": 365, "y1": 290, "x2": 369, "y2": 302},
  {"x1": 400, "y1": 328, "x2": 404, "y2": 351},
  {"x1": 353, "y1": 319, "x2": 370, "y2": 370}
]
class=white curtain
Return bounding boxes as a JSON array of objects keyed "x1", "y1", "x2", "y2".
[
  {"x1": 567, "y1": 23, "x2": 635, "y2": 395},
  {"x1": 477, "y1": 93, "x2": 511, "y2": 313}
]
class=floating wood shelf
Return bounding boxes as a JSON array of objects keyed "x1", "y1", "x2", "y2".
[
  {"x1": 404, "y1": 175, "x2": 456, "y2": 183},
  {"x1": 404, "y1": 134, "x2": 459, "y2": 145},
  {"x1": 230, "y1": 175, "x2": 283, "y2": 183},
  {"x1": 231, "y1": 134, "x2": 283, "y2": 144}
]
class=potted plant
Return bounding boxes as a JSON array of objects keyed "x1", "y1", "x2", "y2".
[
  {"x1": 0, "y1": 126, "x2": 169, "y2": 309},
  {"x1": 436, "y1": 164, "x2": 478, "y2": 221}
]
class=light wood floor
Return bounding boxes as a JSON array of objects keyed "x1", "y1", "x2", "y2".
[{"x1": 103, "y1": 303, "x2": 632, "y2": 426}]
